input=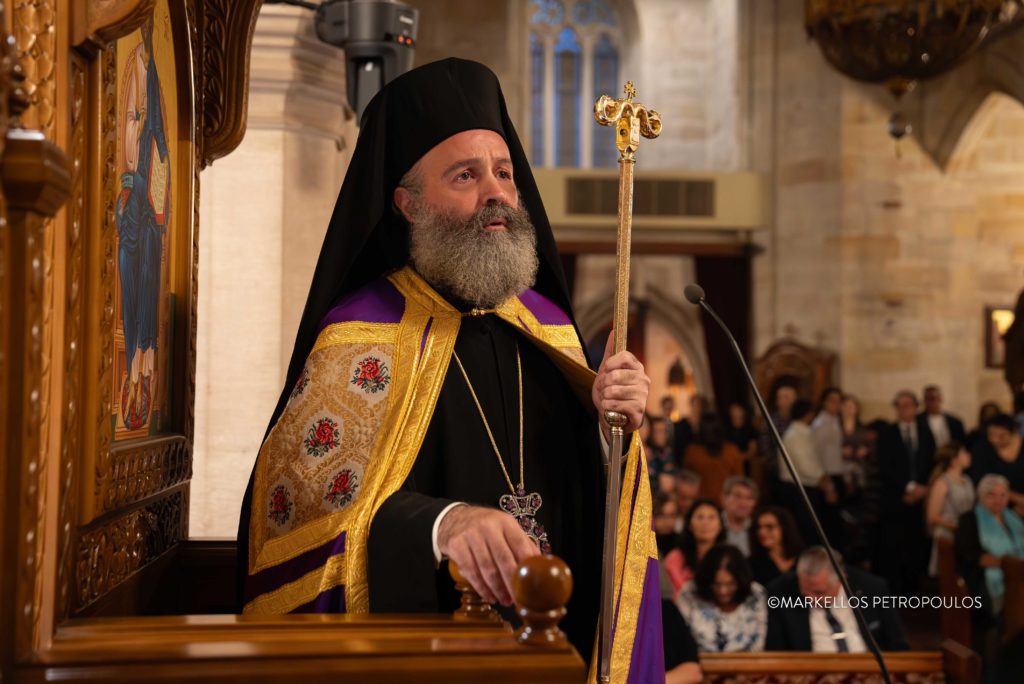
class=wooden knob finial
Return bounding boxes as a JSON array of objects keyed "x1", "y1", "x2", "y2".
[
  {"x1": 449, "y1": 560, "x2": 500, "y2": 622},
  {"x1": 512, "y1": 555, "x2": 573, "y2": 647}
]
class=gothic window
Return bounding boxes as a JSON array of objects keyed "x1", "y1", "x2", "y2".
[{"x1": 528, "y1": 0, "x2": 623, "y2": 168}]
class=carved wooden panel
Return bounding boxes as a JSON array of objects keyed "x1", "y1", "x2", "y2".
[
  {"x1": 199, "y1": 0, "x2": 262, "y2": 166},
  {"x1": 76, "y1": 488, "x2": 187, "y2": 611},
  {"x1": 753, "y1": 337, "x2": 837, "y2": 404},
  {"x1": 72, "y1": 1, "x2": 198, "y2": 621}
]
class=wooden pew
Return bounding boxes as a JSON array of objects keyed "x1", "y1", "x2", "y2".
[
  {"x1": 1001, "y1": 554, "x2": 1024, "y2": 643},
  {"x1": 701, "y1": 651, "x2": 944, "y2": 683},
  {"x1": 935, "y1": 537, "x2": 974, "y2": 648}
]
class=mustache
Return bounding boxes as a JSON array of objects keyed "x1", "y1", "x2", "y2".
[{"x1": 463, "y1": 202, "x2": 532, "y2": 232}]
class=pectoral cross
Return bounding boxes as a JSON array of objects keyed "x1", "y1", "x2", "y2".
[{"x1": 499, "y1": 486, "x2": 551, "y2": 554}]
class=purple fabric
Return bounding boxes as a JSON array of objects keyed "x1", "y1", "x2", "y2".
[
  {"x1": 291, "y1": 584, "x2": 346, "y2": 613},
  {"x1": 245, "y1": 531, "x2": 347, "y2": 603},
  {"x1": 519, "y1": 288, "x2": 571, "y2": 326},
  {"x1": 626, "y1": 558, "x2": 667, "y2": 684},
  {"x1": 318, "y1": 277, "x2": 405, "y2": 332}
]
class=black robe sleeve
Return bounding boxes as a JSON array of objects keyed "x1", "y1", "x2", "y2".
[{"x1": 368, "y1": 490, "x2": 457, "y2": 612}]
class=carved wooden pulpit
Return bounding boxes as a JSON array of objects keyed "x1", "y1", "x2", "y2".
[{"x1": 0, "y1": 1, "x2": 583, "y2": 681}]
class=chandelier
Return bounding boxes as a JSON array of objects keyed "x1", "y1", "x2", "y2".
[{"x1": 806, "y1": 1, "x2": 1022, "y2": 138}]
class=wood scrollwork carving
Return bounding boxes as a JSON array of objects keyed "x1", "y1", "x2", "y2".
[
  {"x1": 200, "y1": 0, "x2": 263, "y2": 167},
  {"x1": 76, "y1": 489, "x2": 187, "y2": 610}
]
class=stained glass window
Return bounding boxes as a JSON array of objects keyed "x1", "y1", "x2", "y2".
[
  {"x1": 528, "y1": 0, "x2": 623, "y2": 168},
  {"x1": 554, "y1": 27, "x2": 582, "y2": 167},
  {"x1": 531, "y1": 0, "x2": 565, "y2": 25},
  {"x1": 530, "y1": 32, "x2": 545, "y2": 166},
  {"x1": 572, "y1": 0, "x2": 617, "y2": 26},
  {"x1": 592, "y1": 32, "x2": 619, "y2": 168}
]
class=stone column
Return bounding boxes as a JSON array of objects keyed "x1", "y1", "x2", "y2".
[{"x1": 192, "y1": 5, "x2": 356, "y2": 537}]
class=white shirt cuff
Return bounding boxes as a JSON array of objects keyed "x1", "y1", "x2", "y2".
[{"x1": 432, "y1": 501, "x2": 467, "y2": 565}]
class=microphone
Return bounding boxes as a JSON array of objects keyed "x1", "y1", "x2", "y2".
[{"x1": 685, "y1": 283, "x2": 892, "y2": 684}]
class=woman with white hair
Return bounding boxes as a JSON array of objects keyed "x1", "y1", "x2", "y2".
[{"x1": 954, "y1": 474, "x2": 1024, "y2": 617}]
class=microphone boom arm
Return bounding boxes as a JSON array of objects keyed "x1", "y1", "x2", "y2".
[{"x1": 692, "y1": 290, "x2": 893, "y2": 684}]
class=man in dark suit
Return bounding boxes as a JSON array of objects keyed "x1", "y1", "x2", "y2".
[
  {"x1": 917, "y1": 385, "x2": 966, "y2": 459},
  {"x1": 875, "y1": 390, "x2": 934, "y2": 596},
  {"x1": 766, "y1": 546, "x2": 908, "y2": 652}
]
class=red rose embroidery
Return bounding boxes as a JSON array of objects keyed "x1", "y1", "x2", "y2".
[
  {"x1": 268, "y1": 485, "x2": 293, "y2": 526},
  {"x1": 324, "y1": 468, "x2": 359, "y2": 507},
  {"x1": 351, "y1": 356, "x2": 390, "y2": 394},
  {"x1": 304, "y1": 417, "x2": 341, "y2": 457}
]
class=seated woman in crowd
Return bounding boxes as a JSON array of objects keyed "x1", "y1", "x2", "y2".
[
  {"x1": 683, "y1": 414, "x2": 745, "y2": 500},
  {"x1": 970, "y1": 413, "x2": 1024, "y2": 513},
  {"x1": 747, "y1": 505, "x2": 804, "y2": 586},
  {"x1": 675, "y1": 544, "x2": 767, "y2": 652},
  {"x1": 965, "y1": 401, "x2": 1002, "y2": 450},
  {"x1": 663, "y1": 498, "x2": 726, "y2": 595},
  {"x1": 955, "y1": 474, "x2": 1024, "y2": 619},
  {"x1": 926, "y1": 442, "x2": 974, "y2": 577}
]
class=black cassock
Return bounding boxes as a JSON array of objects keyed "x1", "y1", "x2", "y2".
[{"x1": 368, "y1": 311, "x2": 604, "y2": 660}]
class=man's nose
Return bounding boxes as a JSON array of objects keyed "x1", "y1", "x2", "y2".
[{"x1": 479, "y1": 171, "x2": 512, "y2": 207}]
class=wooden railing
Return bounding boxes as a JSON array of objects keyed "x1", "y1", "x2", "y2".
[{"x1": 700, "y1": 650, "x2": 953, "y2": 683}]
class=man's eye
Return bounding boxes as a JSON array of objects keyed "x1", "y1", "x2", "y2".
[
  {"x1": 455, "y1": 171, "x2": 473, "y2": 182},
  {"x1": 498, "y1": 169, "x2": 513, "y2": 180}
]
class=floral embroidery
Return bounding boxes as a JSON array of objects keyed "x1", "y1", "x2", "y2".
[
  {"x1": 351, "y1": 356, "x2": 390, "y2": 394},
  {"x1": 324, "y1": 468, "x2": 359, "y2": 508},
  {"x1": 304, "y1": 417, "x2": 341, "y2": 457},
  {"x1": 268, "y1": 485, "x2": 293, "y2": 526},
  {"x1": 291, "y1": 368, "x2": 310, "y2": 399}
]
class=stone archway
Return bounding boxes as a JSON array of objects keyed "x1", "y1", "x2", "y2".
[{"x1": 895, "y1": 24, "x2": 1024, "y2": 171}]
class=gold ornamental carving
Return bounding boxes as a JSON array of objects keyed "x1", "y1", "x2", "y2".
[
  {"x1": 79, "y1": 0, "x2": 155, "y2": 48},
  {"x1": 57, "y1": 53, "x2": 88, "y2": 620},
  {"x1": 200, "y1": 0, "x2": 262, "y2": 166},
  {"x1": 12, "y1": 0, "x2": 56, "y2": 138},
  {"x1": 75, "y1": 489, "x2": 187, "y2": 611}
]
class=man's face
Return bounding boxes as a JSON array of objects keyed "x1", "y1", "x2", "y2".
[
  {"x1": 722, "y1": 484, "x2": 756, "y2": 521},
  {"x1": 776, "y1": 387, "x2": 797, "y2": 415},
  {"x1": 676, "y1": 481, "x2": 699, "y2": 516},
  {"x1": 823, "y1": 392, "x2": 841, "y2": 416},
  {"x1": 661, "y1": 397, "x2": 674, "y2": 417},
  {"x1": 894, "y1": 395, "x2": 918, "y2": 423},
  {"x1": 924, "y1": 388, "x2": 942, "y2": 415},
  {"x1": 396, "y1": 129, "x2": 538, "y2": 308},
  {"x1": 988, "y1": 425, "x2": 1013, "y2": 450},
  {"x1": 650, "y1": 421, "x2": 669, "y2": 448},
  {"x1": 798, "y1": 569, "x2": 840, "y2": 600},
  {"x1": 397, "y1": 129, "x2": 518, "y2": 220},
  {"x1": 654, "y1": 501, "x2": 679, "y2": 535}
]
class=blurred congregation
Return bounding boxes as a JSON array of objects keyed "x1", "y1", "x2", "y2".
[{"x1": 642, "y1": 380, "x2": 1024, "y2": 682}]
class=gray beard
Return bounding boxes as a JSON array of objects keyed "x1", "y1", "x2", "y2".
[{"x1": 407, "y1": 201, "x2": 539, "y2": 309}]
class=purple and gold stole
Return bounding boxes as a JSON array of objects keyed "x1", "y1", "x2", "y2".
[{"x1": 245, "y1": 266, "x2": 661, "y2": 682}]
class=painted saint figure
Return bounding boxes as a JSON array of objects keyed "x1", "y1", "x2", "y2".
[{"x1": 117, "y1": 15, "x2": 170, "y2": 430}]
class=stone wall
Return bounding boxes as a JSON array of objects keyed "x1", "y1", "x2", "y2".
[
  {"x1": 837, "y1": 90, "x2": 1024, "y2": 420},
  {"x1": 747, "y1": 0, "x2": 1024, "y2": 422}
]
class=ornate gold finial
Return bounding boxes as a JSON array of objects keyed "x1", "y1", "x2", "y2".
[{"x1": 594, "y1": 81, "x2": 661, "y2": 160}]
